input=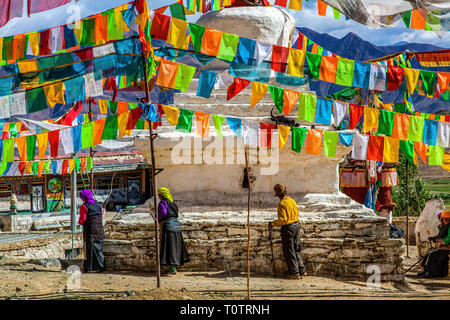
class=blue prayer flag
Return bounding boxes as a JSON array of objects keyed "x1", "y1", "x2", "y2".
[
  {"x1": 339, "y1": 132, "x2": 353, "y2": 146},
  {"x1": 226, "y1": 117, "x2": 242, "y2": 138},
  {"x1": 315, "y1": 98, "x2": 332, "y2": 125},
  {"x1": 423, "y1": 119, "x2": 438, "y2": 146},
  {"x1": 197, "y1": 70, "x2": 217, "y2": 98},
  {"x1": 352, "y1": 61, "x2": 370, "y2": 89},
  {"x1": 234, "y1": 37, "x2": 256, "y2": 66},
  {"x1": 72, "y1": 125, "x2": 82, "y2": 152},
  {"x1": 64, "y1": 77, "x2": 86, "y2": 104}
]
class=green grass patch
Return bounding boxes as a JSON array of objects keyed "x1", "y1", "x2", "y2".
[
  {"x1": 426, "y1": 179, "x2": 450, "y2": 185},
  {"x1": 428, "y1": 185, "x2": 450, "y2": 193}
]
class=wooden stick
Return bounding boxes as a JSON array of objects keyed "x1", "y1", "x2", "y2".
[
  {"x1": 268, "y1": 224, "x2": 275, "y2": 276},
  {"x1": 244, "y1": 146, "x2": 251, "y2": 300}
]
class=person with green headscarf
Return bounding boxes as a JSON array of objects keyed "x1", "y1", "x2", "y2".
[{"x1": 157, "y1": 187, "x2": 190, "y2": 275}]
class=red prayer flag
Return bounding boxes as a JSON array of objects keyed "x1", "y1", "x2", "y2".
[
  {"x1": 227, "y1": 78, "x2": 250, "y2": 100},
  {"x1": 0, "y1": 0, "x2": 23, "y2": 28},
  {"x1": 274, "y1": 0, "x2": 287, "y2": 6},
  {"x1": 387, "y1": 65, "x2": 404, "y2": 91},
  {"x1": 28, "y1": 0, "x2": 70, "y2": 16},
  {"x1": 367, "y1": 135, "x2": 384, "y2": 161},
  {"x1": 18, "y1": 162, "x2": 26, "y2": 176},
  {"x1": 39, "y1": 29, "x2": 51, "y2": 55},
  {"x1": 48, "y1": 130, "x2": 60, "y2": 158},
  {"x1": 297, "y1": 33, "x2": 304, "y2": 50},
  {"x1": 348, "y1": 104, "x2": 364, "y2": 130},
  {"x1": 271, "y1": 45, "x2": 289, "y2": 73},
  {"x1": 105, "y1": 77, "x2": 118, "y2": 102},
  {"x1": 62, "y1": 160, "x2": 69, "y2": 175},
  {"x1": 127, "y1": 107, "x2": 143, "y2": 131},
  {"x1": 260, "y1": 122, "x2": 275, "y2": 148},
  {"x1": 150, "y1": 12, "x2": 171, "y2": 41}
]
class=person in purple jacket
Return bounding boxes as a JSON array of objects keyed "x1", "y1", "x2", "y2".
[{"x1": 157, "y1": 187, "x2": 190, "y2": 275}]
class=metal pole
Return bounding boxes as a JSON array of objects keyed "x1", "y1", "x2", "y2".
[
  {"x1": 70, "y1": 166, "x2": 77, "y2": 259},
  {"x1": 88, "y1": 100, "x2": 94, "y2": 193},
  {"x1": 406, "y1": 160, "x2": 409, "y2": 258},
  {"x1": 244, "y1": 146, "x2": 251, "y2": 300},
  {"x1": 141, "y1": 50, "x2": 161, "y2": 288}
]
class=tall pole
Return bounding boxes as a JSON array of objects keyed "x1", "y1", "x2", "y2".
[
  {"x1": 405, "y1": 160, "x2": 409, "y2": 258},
  {"x1": 88, "y1": 100, "x2": 94, "y2": 193},
  {"x1": 141, "y1": 50, "x2": 161, "y2": 288},
  {"x1": 70, "y1": 167, "x2": 77, "y2": 259},
  {"x1": 244, "y1": 146, "x2": 251, "y2": 300}
]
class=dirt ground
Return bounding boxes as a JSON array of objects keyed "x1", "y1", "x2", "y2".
[{"x1": 0, "y1": 245, "x2": 449, "y2": 300}]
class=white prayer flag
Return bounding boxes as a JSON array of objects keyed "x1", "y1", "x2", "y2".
[
  {"x1": 368, "y1": 64, "x2": 386, "y2": 91},
  {"x1": 437, "y1": 122, "x2": 450, "y2": 148},
  {"x1": 84, "y1": 73, "x2": 104, "y2": 97},
  {"x1": 60, "y1": 128, "x2": 74, "y2": 155},
  {"x1": 213, "y1": 74, "x2": 234, "y2": 90},
  {"x1": 332, "y1": 100, "x2": 348, "y2": 127},
  {"x1": 0, "y1": 96, "x2": 11, "y2": 119},
  {"x1": 243, "y1": 120, "x2": 259, "y2": 146},
  {"x1": 352, "y1": 133, "x2": 369, "y2": 160},
  {"x1": 9, "y1": 92, "x2": 27, "y2": 116},
  {"x1": 93, "y1": 43, "x2": 116, "y2": 58},
  {"x1": 254, "y1": 42, "x2": 272, "y2": 66}
]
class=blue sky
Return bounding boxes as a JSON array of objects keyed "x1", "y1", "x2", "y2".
[{"x1": 0, "y1": 0, "x2": 448, "y2": 48}]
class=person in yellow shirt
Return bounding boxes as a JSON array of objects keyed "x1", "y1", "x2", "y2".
[{"x1": 269, "y1": 184, "x2": 306, "y2": 279}]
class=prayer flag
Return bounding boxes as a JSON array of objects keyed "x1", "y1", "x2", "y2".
[
  {"x1": 81, "y1": 122, "x2": 94, "y2": 149},
  {"x1": 392, "y1": 113, "x2": 410, "y2": 140},
  {"x1": 26, "y1": 87, "x2": 47, "y2": 113},
  {"x1": 60, "y1": 128, "x2": 74, "y2": 154},
  {"x1": 201, "y1": 28, "x2": 222, "y2": 57},
  {"x1": 212, "y1": 114, "x2": 225, "y2": 139},
  {"x1": 260, "y1": 122, "x2": 275, "y2": 148},
  {"x1": 243, "y1": 120, "x2": 259, "y2": 146},
  {"x1": 283, "y1": 89, "x2": 300, "y2": 116},
  {"x1": 174, "y1": 63, "x2": 196, "y2": 91},
  {"x1": 234, "y1": 37, "x2": 256, "y2": 65},
  {"x1": 348, "y1": 104, "x2": 363, "y2": 130},
  {"x1": 387, "y1": 65, "x2": 404, "y2": 91},
  {"x1": 305, "y1": 52, "x2": 322, "y2": 79},
  {"x1": 423, "y1": 119, "x2": 438, "y2": 146},
  {"x1": 353, "y1": 62, "x2": 371, "y2": 90},
  {"x1": 176, "y1": 108, "x2": 194, "y2": 133},
  {"x1": 289, "y1": 0, "x2": 302, "y2": 10},
  {"x1": 64, "y1": 77, "x2": 86, "y2": 104},
  {"x1": 217, "y1": 32, "x2": 239, "y2": 62},
  {"x1": 414, "y1": 142, "x2": 428, "y2": 164},
  {"x1": 156, "y1": 59, "x2": 179, "y2": 88},
  {"x1": 101, "y1": 115, "x2": 119, "y2": 140},
  {"x1": 195, "y1": 112, "x2": 210, "y2": 138},
  {"x1": 291, "y1": 127, "x2": 307, "y2": 153},
  {"x1": 150, "y1": 12, "x2": 170, "y2": 41},
  {"x1": 227, "y1": 78, "x2": 250, "y2": 100},
  {"x1": 26, "y1": 135, "x2": 36, "y2": 160},
  {"x1": 428, "y1": 145, "x2": 444, "y2": 166},
  {"x1": 188, "y1": 23, "x2": 205, "y2": 52},
  {"x1": 368, "y1": 64, "x2": 386, "y2": 91},
  {"x1": 319, "y1": 56, "x2": 338, "y2": 83},
  {"x1": 437, "y1": 72, "x2": 450, "y2": 94},
  {"x1": 48, "y1": 130, "x2": 60, "y2": 158},
  {"x1": 162, "y1": 105, "x2": 180, "y2": 126},
  {"x1": 404, "y1": 68, "x2": 420, "y2": 95},
  {"x1": 332, "y1": 101, "x2": 348, "y2": 127},
  {"x1": 268, "y1": 85, "x2": 284, "y2": 114},
  {"x1": 383, "y1": 136, "x2": 399, "y2": 163},
  {"x1": 315, "y1": 98, "x2": 332, "y2": 125},
  {"x1": 335, "y1": 58, "x2": 355, "y2": 87},
  {"x1": 93, "y1": 118, "x2": 106, "y2": 145},
  {"x1": 226, "y1": 117, "x2": 242, "y2": 138},
  {"x1": 408, "y1": 116, "x2": 425, "y2": 143},
  {"x1": 16, "y1": 136, "x2": 27, "y2": 161},
  {"x1": 278, "y1": 124, "x2": 290, "y2": 150},
  {"x1": 298, "y1": 93, "x2": 317, "y2": 122},
  {"x1": 44, "y1": 82, "x2": 65, "y2": 108},
  {"x1": 250, "y1": 82, "x2": 268, "y2": 108},
  {"x1": 305, "y1": 129, "x2": 322, "y2": 155},
  {"x1": 323, "y1": 131, "x2": 338, "y2": 157},
  {"x1": 167, "y1": 18, "x2": 188, "y2": 48},
  {"x1": 118, "y1": 111, "x2": 130, "y2": 138},
  {"x1": 37, "y1": 132, "x2": 48, "y2": 158},
  {"x1": 420, "y1": 70, "x2": 436, "y2": 96},
  {"x1": 399, "y1": 140, "x2": 414, "y2": 164},
  {"x1": 378, "y1": 109, "x2": 395, "y2": 136},
  {"x1": 287, "y1": 48, "x2": 305, "y2": 77},
  {"x1": 197, "y1": 70, "x2": 217, "y2": 98},
  {"x1": 255, "y1": 42, "x2": 272, "y2": 66},
  {"x1": 363, "y1": 107, "x2": 379, "y2": 134},
  {"x1": 352, "y1": 134, "x2": 369, "y2": 160},
  {"x1": 271, "y1": 45, "x2": 289, "y2": 73},
  {"x1": 339, "y1": 132, "x2": 353, "y2": 146},
  {"x1": 437, "y1": 122, "x2": 450, "y2": 148}
]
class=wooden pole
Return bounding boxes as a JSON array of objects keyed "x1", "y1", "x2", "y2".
[
  {"x1": 88, "y1": 100, "x2": 94, "y2": 193},
  {"x1": 141, "y1": 50, "x2": 161, "y2": 288},
  {"x1": 244, "y1": 146, "x2": 251, "y2": 300},
  {"x1": 406, "y1": 160, "x2": 409, "y2": 258}
]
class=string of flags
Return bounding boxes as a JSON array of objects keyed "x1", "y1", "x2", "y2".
[
  {"x1": 147, "y1": 101, "x2": 447, "y2": 166},
  {"x1": 154, "y1": 57, "x2": 450, "y2": 151},
  {"x1": 150, "y1": 11, "x2": 450, "y2": 99},
  {"x1": 0, "y1": 156, "x2": 94, "y2": 177}
]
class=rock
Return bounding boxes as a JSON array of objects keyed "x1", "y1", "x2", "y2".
[{"x1": 15, "y1": 287, "x2": 21, "y2": 292}]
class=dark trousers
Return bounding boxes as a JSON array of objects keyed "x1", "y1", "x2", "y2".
[
  {"x1": 422, "y1": 249, "x2": 449, "y2": 277},
  {"x1": 281, "y1": 223, "x2": 305, "y2": 275}
]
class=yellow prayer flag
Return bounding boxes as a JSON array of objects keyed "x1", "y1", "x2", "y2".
[
  {"x1": 18, "y1": 60, "x2": 38, "y2": 73},
  {"x1": 383, "y1": 136, "x2": 399, "y2": 163},
  {"x1": 287, "y1": 48, "x2": 305, "y2": 77},
  {"x1": 15, "y1": 136, "x2": 27, "y2": 161},
  {"x1": 289, "y1": 0, "x2": 302, "y2": 10},
  {"x1": 363, "y1": 106, "x2": 379, "y2": 134},
  {"x1": 162, "y1": 105, "x2": 179, "y2": 126},
  {"x1": 37, "y1": 161, "x2": 45, "y2": 177},
  {"x1": 250, "y1": 82, "x2": 268, "y2": 108},
  {"x1": 118, "y1": 111, "x2": 131, "y2": 138},
  {"x1": 27, "y1": 32, "x2": 40, "y2": 56},
  {"x1": 0, "y1": 38, "x2": 3, "y2": 61},
  {"x1": 25, "y1": 162, "x2": 33, "y2": 174},
  {"x1": 181, "y1": 34, "x2": 191, "y2": 50},
  {"x1": 69, "y1": 159, "x2": 75, "y2": 174},
  {"x1": 277, "y1": 124, "x2": 290, "y2": 150},
  {"x1": 98, "y1": 100, "x2": 109, "y2": 114},
  {"x1": 74, "y1": 21, "x2": 83, "y2": 45},
  {"x1": 404, "y1": 68, "x2": 420, "y2": 95},
  {"x1": 167, "y1": 18, "x2": 188, "y2": 48},
  {"x1": 44, "y1": 82, "x2": 65, "y2": 108},
  {"x1": 36, "y1": 132, "x2": 48, "y2": 159},
  {"x1": 222, "y1": 0, "x2": 232, "y2": 6}
]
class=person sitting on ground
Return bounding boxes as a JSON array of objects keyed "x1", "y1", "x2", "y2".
[
  {"x1": 269, "y1": 184, "x2": 306, "y2": 280},
  {"x1": 418, "y1": 210, "x2": 450, "y2": 278},
  {"x1": 157, "y1": 187, "x2": 190, "y2": 276}
]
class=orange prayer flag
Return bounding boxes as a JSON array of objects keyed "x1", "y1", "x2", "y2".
[
  {"x1": 118, "y1": 111, "x2": 130, "y2": 138},
  {"x1": 317, "y1": 0, "x2": 328, "y2": 16},
  {"x1": 311, "y1": 42, "x2": 318, "y2": 54},
  {"x1": 319, "y1": 56, "x2": 338, "y2": 83},
  {"x1": 414, "y1": 142, "x2": 428, "y2": 164},
  {"x1": 44, "y1": 82, "x2": 65, "y2": 107},
  {"x1": 283, "y1": 89, "x2": 300, "y2": 116},
  {"x1": 391, "y1": 113, "x2": 410, "y2": 140},
  {"x1": 16, "y1": 136, "x2": 27, "y2": 161},
  {"x1": 367, "y1": 135, "x2": 384, "y2": 162},
  {"x1": 95, "y1": 14, "x2": 109, "y2": 44},
  {"x1": 201, "y1": 28, "x2": 222, "y2": 57},
  {"x1": 410, "y1": 9, "x2": 426, "y2": 29},
  {"x1": 305, "y1": 129, "x2": 322, "y2": 155},
  {"x1": 156, "y1": 59, "x2": 179, "y2": 89},
  {"x1": 25, "y1": 162, "x2": 33, "y2": 174},
  {"x1": 36, "y1": 132, "x2": 48, "y2": 159},
  {"x1": 437, "y1": 72, "x2": 450, "y2": 94},
  {"x1": 37, "y1": 162, "x2": 45, "y2": 177},
  {"x1": 117, "y1": 101, "x2": 128, "y2": 114},
  {"x1": 195, "y1": 112, "x2": 210, "y2": 138},
  {"x1": 80, "y1": 158, "x2": 86, "y2": 172},
  {"x1": 93, "y1": 118, "x2": 107, "y2": 146}
]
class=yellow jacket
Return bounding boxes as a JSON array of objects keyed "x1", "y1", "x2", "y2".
[{"x1": 271, "y1": 196, "x2": 299, "y2": 227}]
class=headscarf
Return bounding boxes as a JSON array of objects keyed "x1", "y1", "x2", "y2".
[
  {"x1": 441, "y1": 211, "x2": 450, "y2": 219},
  {"x1": 273, "y1": 184, "x2": 287, "y2": 197},
  {"x1": 157, "y1": 187, "x2": 173, "y2": 202},
  {"x1": 79, "y1": 189, "x2": 95, "y2": 205}
]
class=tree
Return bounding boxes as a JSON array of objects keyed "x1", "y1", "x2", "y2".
[{"x1": 392, "y1": 153, "x2": 434, "y2": 216}]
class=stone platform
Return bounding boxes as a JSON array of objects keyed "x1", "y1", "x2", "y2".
[{"x1": 103, "y1": 193, "x2": 405, "y2": 281}]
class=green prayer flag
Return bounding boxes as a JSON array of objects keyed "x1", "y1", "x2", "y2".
[
  {"x1": 394, "y1": 103, "x2": 406, "y2": 113},
  {"x1": 407, "y1": 116, "x2": 425, "y2": 142},
  {"x1": 419, "y1": 70, "x2": 436, "y2": 96},
  {"x1": 118, "y1": 76, "x2": 126, "y2": 89},
  {"x1": 2, "y1": 139, "x2": 14, "y2": 163},
  {"x1": 402, "y1": 11, "x2": 412, "y2": 28},
  {"x1": 107, "y1": 11, "x2": 124, "y2": 41},
  {"x1": 86, "y1": 157, "x2": 93, "y2": 171},
  {"x1": 268, "y1": 86, "x2": 284, "y2": 114},
  {"x1": 80, "y1": 18, "x2": 96, "y2": 47},
  {"x1": 108, "y1": 101, "x2": 118, "y2": 114},
  {"x1": 26, "y1": 87, "x2": 47, "y2": 113},
  {"x1": 399, "y1": 140, "x2": 414, "y2": 164},
  {"x1": 323, "y1": 131, "x2": 338, "y2": 157},
  {"x1": 44, "y1": 161, "x2": 51, "y2": 174},
  {"x1": 212, "y1": 114, "x2": 225, "y2": 139},
  {"x1": 129, "y1": 102, "x2": 138, "y2": 109},
  {"x1": 298, "y1": 93, "x2": 317, "y2": 122},
  {"x1": 378, "y1": 110, "x2": 395, "y2": 136},
  {"x1": 37, "y1": 53, "x2": 74, "y2": 69},
  {"x1": 81, "y1": 122, "x2": 94, "y2": 149},
  {"x1": 428, "y1": 145, "x2": 444, "y2": 165},
  {"x1": 188, "y1": 23, "x2": 205, "y2": 52},
  {"x1": 135, "y1": 120, "x2": 145, "y2": 129},
  {"x1": 174, "y1": 63, "x2": 196, "y2": 92},
  {"x1": 101, "y1": 115, "x2": 119, "y2": 140},
  {"x1": 335, "y1": 59, "x2": 355, "y2": 87},
  {"x1": 75, "y1": 158, "x2": 81, "y2": 172},
  {"x1": 317, "y1": 46, "x2": 323, "y2": 56},
  {"x1": 217, "y1": 32, "x2": 239, "y2": 62},
  {"x1": 32, "y1": 162, "x2": 38, "y2": 176},
  {"x1": 305, "y1": 52, "x2": 322, "y2": 80},
  {"x1": 170, "y1": 3, "x2": 186, "y2": 21},
  {"x1": 0, "y1": 161, "x2": 7, "y2": 175},
  {"x1": 176, "y1": 108, "x2": 194, "y2": 133},
  {"x1": 2, "y1": 36, "x2": 13, "y2": 61},
  {"x1": 307, "y1": 38, "x2": 314, "y2": 46},
  {"x1": 9, "y1": 123, "x2": 17, "y2": 137},
  {"x1": 291, "y1": 127, "x2": 307, "y2": 153},
  {"x1": 332, "y1": 8, "x2": 341, "y2": 19},
  {"x1": 26, "y1": 135, "x2": 36, "y2": 161}
]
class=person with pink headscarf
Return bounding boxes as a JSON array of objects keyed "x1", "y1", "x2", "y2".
[{"x1": 79, "y1": 189, "x2": 106, "y2": 273}]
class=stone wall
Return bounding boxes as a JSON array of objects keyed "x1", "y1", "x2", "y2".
[
  {"x1": 0, "y1": 212, "x2": 82, "y2": 232},
  {"x1": 103, "y1": 196, "x2": 405, "y2": 281},
  {"x1": 0, "y1": 232, "x2": 83, "y2": 259}
]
